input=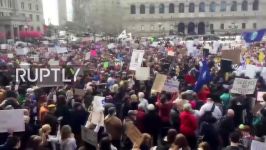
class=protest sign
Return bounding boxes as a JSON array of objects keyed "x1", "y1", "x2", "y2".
[
  {"x1": 125, "y1": 123, "x2": 143, "y2": 147},
  {"x1": 221, "y1": 49, "x2": 241, "y2": 64},
  {"x1": 7, "y1": 53, "x2": 14, "y2": 58},
  {"x1": 251, "y1": 140, "x2": 266, "y2": 150},
  {"x1": 93, "y1": 96, "x2": 105, "y2": 110},
  {"x1": 74, "y1": 89, "x2": 86, "y2": 97},
  {"x1": 257, "y1": 92, "x2": 266, "y2": 102},
  {"x1": 129, "y1": 50, "x2": 145, "y2": 70},
  {"x1": 163, "y1": 79, "x2": 180, "y2": 93},
  {"x1": 81, "y1": 126, "x2": 97, "y2": 147},
  {"x1": 107, "y1": 43, "x2": 116, "y2": 49},
  {"x1": 0, "y1": 109, "x2": 25, "y2": 133},
  {"x1": 151, "y1": 74, "x2": 167, "y2": 93},
  {"x1": 103, "y1": 62, "x2": 109, "y2": 69},
  {"x1": 85, "y1": 53, "x2": 90, "y2": 60},
  {"x1": 167, "y1": 51, "x2": 175, "y2": 56},
  {"x1": 230, "y1": 78, "x2": 257, "y2": 95},
  {"x1": 90, "y1": 50, "x2": 97, "y2": 57},
  {"x1": 16, "y1": 47, "x2": 29, "y2": 55},
  {"x1": 48, "y1": 60, "x2": 59, "y2": 66},
  {"x1": 135, "y1": 67, "x2": 150, "y2": 80},
  {"x1": 56, "y1": 47, "x2": 68, "y2": 54}
]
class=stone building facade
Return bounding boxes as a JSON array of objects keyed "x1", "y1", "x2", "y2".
[
  {"x1": 0, "y1": 0, "x2": 44, "y2": 39},
  {"x1": 120, "y1": 0, "x2": 266, "y2": 36}
]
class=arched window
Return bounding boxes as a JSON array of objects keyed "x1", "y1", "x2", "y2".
[
  {"x1": 140, "y1": 4, "x2": 145, "y2": 14},
  {"x1": 149, "y1": 4, "x2": 155, "y2": 14},
  {"x1": 221, "y1": 1, "x2": 227, "y2": 12},
  {"x1": 169, "y1": 3, "x2": 175, "y2": 13},
  {"x1": 189, "y1": 3, "x2": 195, "y2": 13},
  {"x1": 231, "y1": 1, "x2": 237, "y2": 11},
  {"x1": 199, "y1": 2, "x2": 205, "y2": 12},
  {"x1": 210, "y1": 2, "x2": 216, "y2": 12},
  {"x1": 130, "y1": 5, "x2": 136, "y2": 14},
  {"x1": 242, "y1": 0, "x2": 248, "y2": 11},
  {"x1": 179, "y1": 3, "x2": 184, "y2": 13},
  {"x1": 159, "y1": 3, "x2": 165, "y2": 14},
  {"x1": 253, "y1": 0, "x2": 259, "y2": 10}
]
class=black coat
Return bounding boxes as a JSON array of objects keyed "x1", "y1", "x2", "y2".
[
  {"x1": 143, "y1": 111, "x2": 161, "y2": 135},
  {"x1": 42, "y1": 113, "x2": 58, "y2": 135}
]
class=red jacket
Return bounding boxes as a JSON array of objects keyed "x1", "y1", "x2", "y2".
[
  {"x1": 180, "y1": 111, "x2": 197, "y2": 136},
  {"x1": 184, "y1": 74, "x2": 196, "y2": 86},
  {"x1": 157, "y1": 102, "x2": 173, "y2": 123},
  {"x1": 197, "y1": 87, "x2": 210, "y2": 102},
  {"x1": 136, "y1": 109, "x2": 146, "y2": 132}
]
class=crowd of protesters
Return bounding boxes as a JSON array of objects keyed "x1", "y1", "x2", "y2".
[{"x1": 0, "y1": 37, "x2": 266, "y2": 150}]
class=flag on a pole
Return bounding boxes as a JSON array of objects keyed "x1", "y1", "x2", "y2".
[
  {"x1": 194, "y1": 60, "x2": 211, "y2": 92},
  {"x1": 243, "y1": 29, "x2": 266, "y2": 43}
]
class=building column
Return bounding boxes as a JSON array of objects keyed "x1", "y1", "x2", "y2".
[{"x1": 10, "y1": 25, "x2": 14, "y2": 39}]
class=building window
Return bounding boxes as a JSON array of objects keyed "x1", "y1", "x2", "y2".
[
  {"x1": 140, "y1": 25, "x2": 144, "y2": 31},
  {"x1": 159, "y1": 4, "x2": 165, "y2": 14},
  {"x1": 36, "y1": 15, "x2": 40, "y2": 21},
  {"x1": 231, "y1": 1, "x2": 237, "y2": 11},
  {"x1": 21, "y1": 2, "x2": 24, "y2": 9},
  {"x1": 210, "y1": 24, "x2": 214, "y2": 30},
  {"x1": 31, "y1": 26, "x2": 34, "y2": 31},
  {"x1": 130, "y1": 5, "x2": 136, "y2": 14},
  {"x1": 242, "y1": 0, "x2": 248, "y2": 11},
  {"x1": 221, "y1": 1, "x2": 227, "y2": 12},
  {"x1": 0, "y1": 0, "x2": 3, "y2": 7},
  {"x1": 29, "y1": 14, "x2": 33, "y2": 21},
  {"x1": 210, "y1": 2, "x2": 216, "y2": 12},
  {"x1": 0, "y1": 12, "x2": 3, "y2": 16},
  {"x1": 151, "y1": 25, "x2": 154, "y2": 30},
  {"x1": 9, "y1": 12, "x2": 12, "y2": 16},
  {"x1": 179, "y1": 3, "x2": 184, "y2": 13},
  {"x1": 220, "y1": 24, "x2": 224, "y2": 29},
  {"x1": 253, "y1": 0, "x2": 259, "y2": 10},
  {"x1": 8, "y1": 0, "x2": 11, "y2": 8},
  {"x1": 169, "y1": 3, "x2": 175, "y2": 13},
  {"x1": 29, "y1": 3, "x2": 32, "y2": 10},
  {"x1": 253, "y1": 23, "x2": 257, "y2": 29},
  {"x1": 149, "y1": 4, "x2": 155, "y2": 14},
  {"x1": 36, "y1": 4, "x2": 39, "y2": 11},
  {"x1": 37, "y1": 26, "x2": 41, "y2": 31},
  {"x1": 242, "y1": 23, "x2": 246, "y2": 29},
  {"x1": 189, "y1": 3, "x2": 195, "y2": 13},
  {"x1": 199, "y1": 2, "x2": 205, "y2": 12},
  {"x1": 140, "y1": 4, "x2": 145, "y2": 14}
]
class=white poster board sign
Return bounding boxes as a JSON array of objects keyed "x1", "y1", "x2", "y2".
[
  {"x1": 48, "y1": 59, "x2": 59, "y2": 66},
  {"x1": 16, "y1": 47, "x2": 29, "y2": 55},
  {"x1": 7, "y1": 53, "x2": 14, "y2": 58},
  {"x1": 231, "y1": 78, "x2": 257, "y2": 95},
  {"x1": 56, "y1": 47, "x2": 68, "y2": 54},
  {"x1": 251, "y1": 140, "x2": 266, "y2": 150},
  {"x1": 93, "y1": 96, "x2": 105, "y2": 111},
  {"x1": 85, "y1": 52, "x2": 91, "y2": 60},
  {"x1": 129, "y1": 50, "x2": 145, "y2": 70},
  {"x1": 163, "y1": 80, "x2": 180, "y2": 93},
  {"x1": 0, "y1": 109, "x2": 25, "y2": 133},
  {"x1": 135, "y1": 67, "x2": 150, "y2": 80}
]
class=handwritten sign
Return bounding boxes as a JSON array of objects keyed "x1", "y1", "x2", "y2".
[
  {"x1": 129, "y1": 50, "x2": 145, "y2": 70},
  {"x1": 81, "y1": 126, "x2": 97, "y2": 147},
  {"x1": 74, "y1": 89, "x2": 86, "y2": 97},
  {"x1": 151, "y1": 74, "x2": 167, "y2": 93},
  {"x1": 0, "y1": 109, "x2": 25, "y2": 133},
  {"x1": 257, "y1": 92, "x2": 266, "y2": 102},
  {"x1": 230, "y1": 78, "x2": 257, "y2": 95},
  {"x1": 135, "y1": 67, "x2": 150, "y2": 80},
  {"x1": 163, "y1": 80, "x2": 180, "y2": 93},
  {"x1": 125, "y1": 123, "x2": 143, "y2": 147}
]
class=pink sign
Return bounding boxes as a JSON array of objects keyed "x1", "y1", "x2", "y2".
[{"x1": 90, "y1": 50, "x2": 97, "y2": 57}]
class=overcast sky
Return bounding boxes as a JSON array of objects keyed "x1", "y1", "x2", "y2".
[{"x1": 42, "y1": 0, "x2": 73, "y2": 25}]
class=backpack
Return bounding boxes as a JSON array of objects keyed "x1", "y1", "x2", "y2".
[{"x1": 200, "y1": 103, "x2": 216, "y2": 123}]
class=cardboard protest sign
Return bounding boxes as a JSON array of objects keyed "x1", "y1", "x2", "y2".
[
  {"x1": 125, "y1": 123, "x2": 143, "y2": 147},
  {"x1": 221, "y1": 49, "x2": 241, "y2": 64},
  {"x1": 151, "y1": 74, "x2": 167, "y2": 93},
  {"x1": 135, "y1": 67, "x2": 150, "y2": 81},
  {"x1": 163, "y1": 79, "x2": 180, "y2": 93},
  {"x1": 74, "y1": 89, "x2": 86, "y2": 97},
  {"x1": 129, "y1": 50, "x2": 145, "y2": 70},
  {"x1": 257, "y1": 92, "x2": 266, "y2": 102},
  {"x1": 81, "y1": 126, "x2": 98, "y2": 147},
  {"x1": 230, "y1": 78, "x2": 257, "y2": 95},
  {"x1": 0, "y1": 109, "x2": 25, "y2": 133}
]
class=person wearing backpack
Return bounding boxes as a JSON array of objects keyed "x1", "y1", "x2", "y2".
[{"x1": 199, "y1": 98, "x2": 222, "y2": 123}]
